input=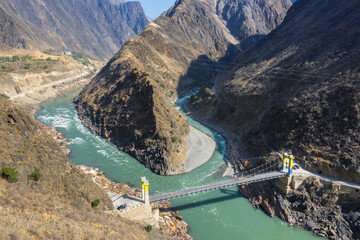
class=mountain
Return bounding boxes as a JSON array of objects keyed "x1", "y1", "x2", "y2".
[
  {"x1": 215, "y1": 0, "x2": 360, "y2": 184},
  {"x1": 74, "y1": 0, "x2": 292, "y2": 175},
  {"x1": 0, "y1": 97, "x2": 158, "y2": 239},
  {"x1": 0, "y1": 0, "x2": 34, "y2": 49},
  {"x1": 187, "y1": 0, "x2": 359, "y2": 238},
  {"x1": 0, "y1": 0, "x2": 149, "y2": 60}
]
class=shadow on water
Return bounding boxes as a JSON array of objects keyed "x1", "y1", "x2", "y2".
[{"x1": 171, "y1": 189, "x2": 241, "y2": 211}]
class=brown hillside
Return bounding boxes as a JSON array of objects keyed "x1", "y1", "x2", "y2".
[{"x1": 0, "y1": 98, "x2": 162, "y2": 239}]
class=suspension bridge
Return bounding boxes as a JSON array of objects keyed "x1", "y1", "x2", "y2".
[
  {"x1": 112, "y1": 156, "x2": 294, "y2": 214},
  {"x1": 149, "y1": 171, "x2": 287, "y2": 202},
  {"x1": 139, "y1": 156, "x2": 294, "y2": 203}
]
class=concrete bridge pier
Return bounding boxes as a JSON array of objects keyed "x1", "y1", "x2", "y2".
[{"x1": 141, "y1": 177, "x2": 150, "y2": 205}]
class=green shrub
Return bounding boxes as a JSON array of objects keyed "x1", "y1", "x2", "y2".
[
  {"x1": 1, "y1": 167, "x2": 19, "y2": 183},
  {"x1": 145, "y1": 225, "x2": 152, "y2": 232},
  {"x1": 28, "y1": 168, "x2": 42, "y2": 181},
  {"x1": 192, "y1": 97, "x2": 203, "y2": 105},
  {"x1": 204, "y1": 87, "x2": 211, "y2": 94},
  {"x1": 46, "y1": 57, "x2": 52, "y2": 61},
  {"x1": 24, "y1": 64, "x2": 30, "y2": 70},
  {"x1": 160, "y1": 83, "x2": 165, "y2": 88},
  {"x1": 171, "y1": 136, "x2": 178, "y2": 143},
  {"x1": 92, "y1": 199, "x2": 101, "y2": 208},
  {"x1": 44, "y1": 65, "x2": 48, "y2": 69},
  {"x1": 1, "y1": 66, "x2": 6, "y2": 70},
  {"x1": 12, "y1": 55, "x2": 20, "y2": 62}
]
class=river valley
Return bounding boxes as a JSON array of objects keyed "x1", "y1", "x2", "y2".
[{"x1": 35, "y1": 89, "x2": 321, "y2": 240}]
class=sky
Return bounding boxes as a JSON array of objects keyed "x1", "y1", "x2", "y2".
[{"x1": 127, "y1": 0, "x2": 175, "y2": 20}]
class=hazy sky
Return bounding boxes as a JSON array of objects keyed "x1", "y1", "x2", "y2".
[{"x1": 127, "y1": 0, "x2": 175, "y2": 19}]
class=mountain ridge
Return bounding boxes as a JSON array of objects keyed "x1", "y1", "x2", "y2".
[{"x1": 0, "y1": 0, "x2": 149, "y2": 60}]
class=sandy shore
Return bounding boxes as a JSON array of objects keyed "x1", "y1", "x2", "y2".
[{"x1": 184, "y1": 126, "x2": 216, "y2": 172}]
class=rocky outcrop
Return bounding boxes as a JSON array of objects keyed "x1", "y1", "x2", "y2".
[
  {"x1": 0, "y1": 0, "x2": 149, "y2": 60},
  {"x1": 240, "y1": 176, "x2": 360, "y2": 240},
  {"x1": 75, "y1": 0, "x2": 291, "y2": 175}
]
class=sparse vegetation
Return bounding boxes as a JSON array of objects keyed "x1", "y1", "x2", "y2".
[
  {"x1": 1, "y1": 66, "x2": 6, "y2": 70},
  {"x1": 92, "y1": 199, "x2": 101, "y2": 208},
  {"x1": 0, "y1": 167, "x2": 19, "y2": 183},
  {"x1": 28, "y1": 168, "x2": 42, "y2": 181},
  {"x1": 294, "y1": 61, "x2": 315, "y2": 71},
  {"x1": 192, "y1": 96, "x2": 203, "y2": 105},
  {"x1": 171, "y1": 136, "x2": 178, "y2": 143},
  {"x1": 12, "y1": 55, "x2": 20, "y2": 62},
  {"x1": 160, "y1": 83, "x2": 165, "y2": 88},
  {"x1": 24, "y1": 64, "x2": 31, "y2": 70},
  {"x1": 145, "y1": 225, "x2": 152, "y2": 232},
  {"x1": 72, "y1": 52, "x2": 91, "y2": 66}
]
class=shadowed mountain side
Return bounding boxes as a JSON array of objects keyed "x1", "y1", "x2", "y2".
[{"x1": 214, "y1": 0, "x2": 360, "y2": 183}]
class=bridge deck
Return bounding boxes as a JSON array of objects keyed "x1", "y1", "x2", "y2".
[{"x1": 150, "y1": 171, "x2": 287, "y2": 202}]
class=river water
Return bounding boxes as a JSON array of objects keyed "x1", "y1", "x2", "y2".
[{"x1": 36, "y1": 89, "x2": 320, "y2": 240}]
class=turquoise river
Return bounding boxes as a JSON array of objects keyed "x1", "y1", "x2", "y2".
[{"x1": 36, "y1": 89, "x2": 320, "y2": 240}]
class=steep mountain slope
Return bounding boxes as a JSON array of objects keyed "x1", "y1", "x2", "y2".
[
  {"x1": 215, "y1": 0, "x2": 360, "y2": 183},
  {"x1": 0, "y1": 0, "x2": 34, "y2": 49},
  {"x1": 75, "y1": 0, "x2": 292, "y2": 175},
  {"x1": 0, "y1": 0, "x2": 149, "y2": 60},
  {"x1": 0, "y1": 97, "x2": 164, "y2": 239}
]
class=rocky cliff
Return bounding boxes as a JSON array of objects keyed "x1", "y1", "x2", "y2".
[
  {"x1": 0, "y1": 0, "x2": 149, "y2": 60},
  {"x1": 75, "y1": 0, "x2": 291, "y2": 175},
  {"x1": 186, "y1": 0, "x2": 360, "y2": 238},
  {"x1": 0, "y1": 97, "x2": 168, "y2": 239}
]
